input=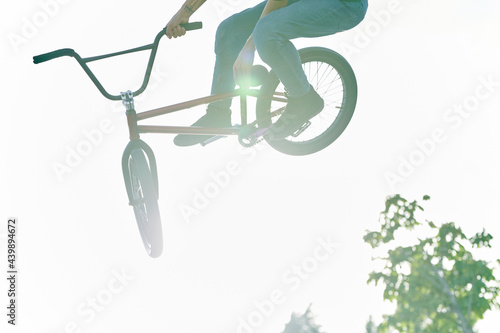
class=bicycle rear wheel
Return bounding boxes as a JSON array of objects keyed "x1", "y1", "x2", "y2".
[
  {"x1": 126, "y1": 148, "x2": 163, "y2": 258},
  {"x1": 256, "y1": 47, "x2": 357, "y2": 156}
]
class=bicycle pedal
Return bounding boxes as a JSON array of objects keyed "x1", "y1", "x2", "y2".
[
  {"x1": 200, "y1": 135, "x2": 226, "y2": 146},
  {"x1": 292, "y1": 121, "x2": 311, "y2": 138}
]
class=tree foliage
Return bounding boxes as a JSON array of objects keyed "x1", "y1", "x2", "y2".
[
  {"x1": 364, "y1": 194, "x2": 500, "y2": 333},
  {"x1": 283, "y1": 305, "x2": 322, "y2": 333}
]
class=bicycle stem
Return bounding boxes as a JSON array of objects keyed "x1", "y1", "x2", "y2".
[{"x1": 121, "y1": 90, "x2": 141, "y2": 140}]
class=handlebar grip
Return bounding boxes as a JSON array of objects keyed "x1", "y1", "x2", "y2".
[
  {"x1": 180, "y1": 22, "x2": 202, "y2": 31},
  {"x1": 33, "y1": 48, "x2": 76, "y2": 64}
]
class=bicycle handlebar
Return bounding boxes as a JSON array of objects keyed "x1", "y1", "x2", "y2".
[
  {"x1": 33, "y1": 48, "x2": 76, "y2": 64},
  {"x1": 178, "y1": 21, "x2": 202, "y2": 31},
  {"x1": 33, "y1": 22, "x2": 203, "y2": 101}
]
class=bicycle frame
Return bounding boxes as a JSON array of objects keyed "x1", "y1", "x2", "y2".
[
  {"x1": 118, "y1": 87, "x2": 265, "y2": 205},
  {"x1": 132, "y1": 89, "x2": 265, "y2": 136}
]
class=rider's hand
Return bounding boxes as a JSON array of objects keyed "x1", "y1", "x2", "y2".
[
  {"x1": 165, "y1": 13, "x2": 188, "y2": 39},
  {"x1": 233, "y1": 37, "x2": 256, "y2": 88}
]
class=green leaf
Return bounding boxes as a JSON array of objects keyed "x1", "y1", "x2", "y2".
[
  {"x1": 470, "y1": 229, "x2": 493, "y2": 248},
  {"x1": 364, "y1": 230, "x2": 383, "y2": 248}
]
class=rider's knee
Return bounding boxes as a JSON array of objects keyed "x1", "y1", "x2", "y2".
[
  {"x1": 252, "y1": 18, "x2": 279, "y2": 62},
  {"x1": 214, "y1": 16, "x2": 238, "y2": 55}
]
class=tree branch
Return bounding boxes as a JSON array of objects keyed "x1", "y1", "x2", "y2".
[
  {"x1": 431, "y1": 265, "x2": 474, "y2": 333},
  {"x1": 468, "y1": 291, "x2": 472, "y2": 322}
]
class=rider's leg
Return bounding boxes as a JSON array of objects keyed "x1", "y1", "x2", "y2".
[
  {"x1": 208, "y1": 2, "x2": 267, "y2": 109},
  {"x1": 253, "y1": 0, "x2": 368, "y2": 139},
  {"x1": 174, "y1": 2, "x2": 266, "y2": 146}
]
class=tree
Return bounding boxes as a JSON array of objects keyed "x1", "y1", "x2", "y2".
[
  {"x1": 365, "y1": 315, "x2": 377, "y2": 333},
  {"x1": 283, "y1": 305, "x2": 322, "y2": 333},
  {"x1": 364, "y1": 194, "x2": 500, "y2": 332}
]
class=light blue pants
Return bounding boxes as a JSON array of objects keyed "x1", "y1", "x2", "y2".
[{"x1": 209, "y1": 0, "x2": 368, "y2": 111}]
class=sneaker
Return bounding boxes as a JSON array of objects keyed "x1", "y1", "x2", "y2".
[
  {"x1": 173, "y1": 108, "x2": 231, "y2": 147},
  {"x1": 268, "y1": 85, "x2": 324, "y2": 140}
]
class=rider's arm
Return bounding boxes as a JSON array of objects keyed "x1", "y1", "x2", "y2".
[{"x1": 165, "y1": 0, "x2": 206, "y2": 38}]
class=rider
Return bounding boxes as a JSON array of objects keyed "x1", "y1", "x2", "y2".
[{"x1": 166, "y1": 0, "x2": 368, "y2": 146}]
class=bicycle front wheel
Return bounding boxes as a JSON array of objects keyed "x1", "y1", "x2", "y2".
[
  {"x1": 256, "y1": 47, "x2": 358, "y2": 156},
  {"x1": 126, "y1": 148, "x2": 163, "y2": 258}
]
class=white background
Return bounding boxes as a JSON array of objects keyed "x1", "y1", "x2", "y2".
[{"x1": 2, "y1": 0, "x2": 500, "y2": 332}]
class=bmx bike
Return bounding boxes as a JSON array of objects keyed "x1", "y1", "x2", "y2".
[{"x1": 33, "y1": 22, "x2": 358, "y2": 258}]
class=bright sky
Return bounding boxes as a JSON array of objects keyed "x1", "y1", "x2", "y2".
[{"x1": 2, "y1": 0, "x2": 500, "y2": 332}]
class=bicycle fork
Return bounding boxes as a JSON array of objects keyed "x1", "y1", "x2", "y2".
[{"x1": 120, "y1": 91, "x2": 160, "y2": 204}]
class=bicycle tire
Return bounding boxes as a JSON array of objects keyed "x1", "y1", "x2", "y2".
[
  {"x1": 127, "y1": 148, "x2": 163, "y2": 258},
  {"x1": 256, "y1": 47, "x2": 357, "y2": 156}
]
